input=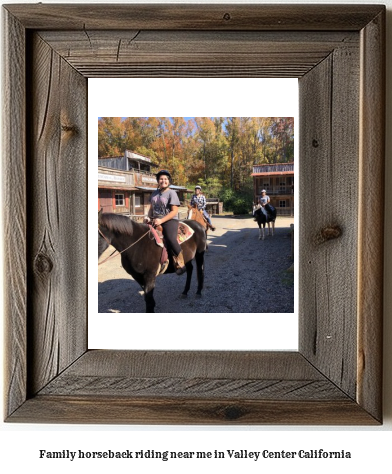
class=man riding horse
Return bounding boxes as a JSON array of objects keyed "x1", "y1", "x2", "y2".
[{"x1": 190, "y1": 185, "x2": 216, "y2": 231}]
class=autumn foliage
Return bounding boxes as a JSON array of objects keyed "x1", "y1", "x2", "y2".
[{"x1": 98, "y1": 117, "x2": 294, "y2": 197}]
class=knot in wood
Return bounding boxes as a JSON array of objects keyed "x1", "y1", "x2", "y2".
[
  {"x1": 223, "y1": 13, "x2": 231, "y2": 21},
  {"x1": 61, "y1": 124, "x2": 78, "y2": 134},
  {"x1": 223, "y1": 405, "x2": 244, "y2": 420},
  {"x1": 312, "y1": 139, "x2": 319, "y2": 148},
  {"x1": 314, "y1": 225, "x2": 342, "y2": 245},
  {"x1": 34, "y1": 252, "x2": 53, "y2": 274}
]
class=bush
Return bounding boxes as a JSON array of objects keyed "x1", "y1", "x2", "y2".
[{"x1": 219, "y1": 187, "x2": 253, "y2": 215}]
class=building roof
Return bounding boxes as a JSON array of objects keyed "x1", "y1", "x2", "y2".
[
  {"x1": 125, "y1": 150, "x2": 157, "y2": 165},
  {"x1": 170, "y1": 185, "x2": 188, "y2": 191},
  {"x1": 252, "y1": 171, "x2": 294, "y2": 176},
  {"x1": 136, "y1": 186, "x2": 157, "y2": 191},
  {"x1": 252, "y1": 162, "x2": 294, "y2": 177}
]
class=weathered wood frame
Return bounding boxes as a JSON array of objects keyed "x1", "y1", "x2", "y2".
[{"x1": 3, "y1": 4, "x2": 385, "y2": 424}]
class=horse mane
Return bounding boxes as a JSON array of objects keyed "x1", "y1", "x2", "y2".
[
  {"x1": 187, "y1": 204, "x2": 207, "y2": 229},
  {"x1": 99, "y1": 212, "x2": 136, "y2": 236}
]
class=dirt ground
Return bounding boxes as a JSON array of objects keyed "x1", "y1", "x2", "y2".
[{"x1": 98, "y1": 215, "x2": 294, "y2": 313}]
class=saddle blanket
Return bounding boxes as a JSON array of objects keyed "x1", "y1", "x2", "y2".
[
  {"x1": 149, "y1": 222, "x2": 194, "y2": 275},
  {"x1": 149, "y1": 222, "x2": 194, "y2": 247}
]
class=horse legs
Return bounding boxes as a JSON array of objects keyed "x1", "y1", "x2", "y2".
[
  {"x1": 195, "y1": 251, "x2": 205, "y2": 296},
  {"x1": 259, "y1": 225, "x2": 265, "y2": 240},
  {"x1": 271, "y1": 221, "x2": 275, "y2": 236},
  {"x1": 143, "y1": 275, "x2": 156, "y2": 313},
  {"x1": 182, "y1": 260, "x2": 193, "y2": 297}
]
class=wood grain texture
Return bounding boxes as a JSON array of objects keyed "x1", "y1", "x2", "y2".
[
  {"x1": 2, "y1": 9, "x2": 27, "y2": 419},
  {"x1": 27, "y1": 33, "x2": 87, "y2": 396},
  {"x1": 37, "y1": 351, "x2": 347, "y2": 400},
  {"x1": 9, "y1": 396, "x2": 378, "y2": 425},
  {"x1": 58, "y1": 350, "x2": 325, "y2": 379},
  {"x1": 357, "y1": 9, "x2": 385, "y2": 422},
  {"x1": 8, "y1": 351, "x2": 377, "y2": 424},
  {"x1": 38, "y1": 30, "x2": 358, "y2": 78},
  {"x1": 2, "y1": 4, "x2": 385, "y2": 425},
  {"x1": 4, "y1": 4, "x2": 384, "y2": 31},
  {"x1": 299, "y1": 39, "x2": 360, "y2": 399}
]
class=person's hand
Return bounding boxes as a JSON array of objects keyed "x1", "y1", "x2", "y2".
[{"x1": 153, "y1": 218, "x2": 162, "y2": 226}]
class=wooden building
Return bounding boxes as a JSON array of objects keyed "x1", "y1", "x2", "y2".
[
  {"x1": 251, "y1": 162, "x2": 294, "y2": 216},
  {"x1": 98, "y1": 150, "x2": 188, "y2": 220}
]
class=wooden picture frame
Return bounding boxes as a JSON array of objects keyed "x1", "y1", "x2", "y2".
[{"x1": 3, "y1": 4, "x2": 385, "y2": 424}]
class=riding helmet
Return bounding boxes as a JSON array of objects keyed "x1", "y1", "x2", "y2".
[
  {"x1": 195, "y1": 185, "x2": 201, "y2": 190},
  {"x1": 156, "y1": 169, "x2": 171, "y2": 182}
]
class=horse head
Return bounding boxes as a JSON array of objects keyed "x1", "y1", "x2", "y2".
[{"x1": 187, "y1": 203, "x2": 198, "y2": 220}]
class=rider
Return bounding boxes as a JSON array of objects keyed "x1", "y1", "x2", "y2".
[
  {"x1": 259, "y1": 189, "x2": 271, "y2": 217},
  {"x1": 190, "y1": 185, "x2": 216, "y2": 231},
  {"x1": 147, "y1": 170, "x2": 186, "y2": 275}
]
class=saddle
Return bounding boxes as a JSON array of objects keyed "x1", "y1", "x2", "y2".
[{"x1": 149, "y1": 222, "x2": 194, "y2": 276}]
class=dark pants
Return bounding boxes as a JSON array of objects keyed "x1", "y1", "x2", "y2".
[{"x1": 161, "y1": 219, "x2": 181, "y2": 256}]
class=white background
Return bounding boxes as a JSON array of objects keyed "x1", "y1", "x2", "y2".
[
  {"x1": 1, "y1": 1, "x2": 391, "y2": 473},
  {"x1": 90, "y1": 78, "x2": 298, "y2": 351}
]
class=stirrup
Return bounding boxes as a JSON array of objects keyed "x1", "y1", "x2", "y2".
[{"x1": 173, "y1": 252, "x2": 186, "y2": 275}]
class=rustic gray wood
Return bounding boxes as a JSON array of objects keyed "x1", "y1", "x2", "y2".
[
  {"x1": 356, "y1": 10, "x2": 385, "y2": 422},
  {"x1": 299, "y1": 41, "x2": 360, "y2": 399},
  {"x1": 2, "y1": 8, "x2": 27, "y2": 419},
  {"x1": 27, "y1": 33, "x2": 88, "y2": 395},
  {"x1": 4, "y1": 4, "x2": 384, "y2": 30},
  {"x1": 38, "y1": 30, "x2": 358, "y2": 78},
  {"x1": 2, "y1": 4, "x2": 385, "y2": 425}
]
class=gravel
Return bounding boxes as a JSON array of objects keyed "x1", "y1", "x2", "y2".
[{"x1": 98, "y1": 215, "x2": 294, "y2": 313}]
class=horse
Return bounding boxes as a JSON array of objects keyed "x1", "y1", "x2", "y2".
[
  {"x1": 98, "y1": 210, "x2": 207, "y2": 313},
  {"x1": 187, "y1": 204, "x2": 215, "y2": 231},
  {"x1": 253, "y1": 203, "x2": 277, "y2": 240}
]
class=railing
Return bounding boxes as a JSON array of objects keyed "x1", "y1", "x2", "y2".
[
  {"x1": 253, "y1": 163, "x2": 294, "y2": 174},
  {"x1": 277, "y1": 208, "x2": 294, "y2": 216},
  {"x1": 257, "y1": 186, "x2": 293, "y2": 195}
]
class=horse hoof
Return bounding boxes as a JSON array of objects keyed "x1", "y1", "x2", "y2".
[
  {"x1": 196, "y1": 292, "x2": 202, "y2": 297},
  {"x1": 181, "y1": 293, "x2": 188, "y2": 299}
]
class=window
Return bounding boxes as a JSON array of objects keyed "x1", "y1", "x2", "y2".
[
  {"x1": 279, "y1": 200, "x2": 287, "y2": 208},
  {"x1": 135, "y1": 194, "x2": 142, "y2": 208},
  {"x1": 115, "y1": 194, "x2": 125, "y2": 206}
]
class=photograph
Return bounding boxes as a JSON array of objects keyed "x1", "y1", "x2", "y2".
[{"x1": 97, "y1": 117, "x2": 295, "y2": 314}]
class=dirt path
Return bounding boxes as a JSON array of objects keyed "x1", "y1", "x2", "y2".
[{"x1": 98, "y1": 215, "x2": 294, "y2": 313}]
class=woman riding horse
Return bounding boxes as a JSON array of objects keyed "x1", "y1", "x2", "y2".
[
  {"x1": 190, "y1": 185, "x2": 216, "y2": 231},
  {"x1": 147, "y1": 169, "x2": 186, "y2": 275}
]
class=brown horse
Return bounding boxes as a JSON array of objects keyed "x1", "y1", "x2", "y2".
[
  {"x1": 98, "y1": 210, "x2": 207, "y2": 313},
  {"x1": 187, "y1": 204, "x2": 215, "y2": 231}
]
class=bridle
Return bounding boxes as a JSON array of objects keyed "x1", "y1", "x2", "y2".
[{"x1": 98, "y1": 226, "x2": 151, "y2": 266}]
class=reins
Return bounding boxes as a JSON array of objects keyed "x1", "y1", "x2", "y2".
[{"x1": 98, "y1": 227, "x2": 151, "y2": 266}]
